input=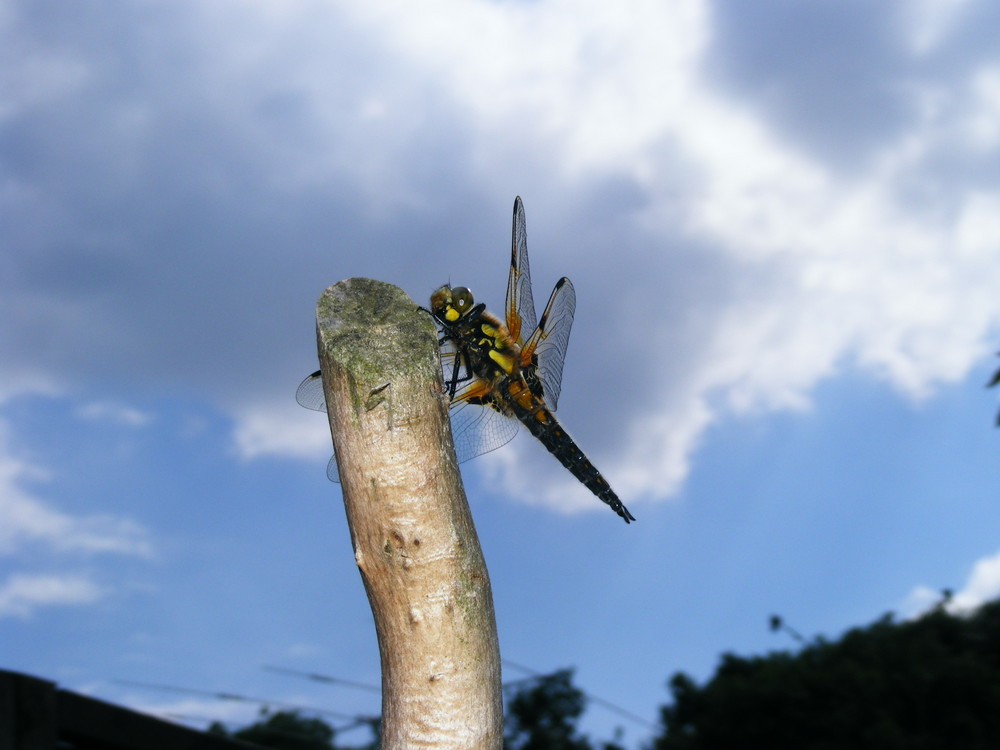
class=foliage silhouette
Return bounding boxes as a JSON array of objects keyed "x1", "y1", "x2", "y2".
[
  {"x1": 209, "y1": 709, "x2": 376, "y2": 750},
  {"x1": 209, "y1": 598, "x2": 1000, "y2": 749},
  {"x1": 503, "y1": 668, "x2": 624, "y2": 750},
  {"x1": 211, "y1": 671, "x2": 625, "y2": 750},
  {"x1": 651, "y1": 599, "x2": 1000, "y2": 749}
]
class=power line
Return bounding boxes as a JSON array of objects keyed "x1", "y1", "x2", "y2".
[
  {"x1": 502, "y1": 659, "x2": 661, "y2": 731},
  {"x1": 258, "y1": 659, "x2": 660, "y2": 731},
  {"x1": 266, "y1": 662, "x2": 537, "y2": 693},
  {"x1": 262, "y1": 665, "x2": 381, "y2": 693},
  {"x1": 112, "y1": 679, "x2": 375, "y2": 724}
]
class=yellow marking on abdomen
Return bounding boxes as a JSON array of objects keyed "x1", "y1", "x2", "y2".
[
  {"x1": 488, "y1": 349, "x2": 517, "y2": 374},
  {"x1": 505, "y1": 379, "x2": 551, "y2": 419}
]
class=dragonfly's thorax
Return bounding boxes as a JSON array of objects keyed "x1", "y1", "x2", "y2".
[
  {"x1": 432, "y1": 285, "x2": 522, "y2": 381},
  {"x1": 471, "y1": 309, "x2": 521, "y2": 379}
]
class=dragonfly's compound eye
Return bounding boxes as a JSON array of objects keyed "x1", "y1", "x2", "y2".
[{"x1": 451, "y1": 287, "x2": 474, "y2": 316}]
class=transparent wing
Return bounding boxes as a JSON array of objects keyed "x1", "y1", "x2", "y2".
[
  {"x1": 439, "y1": 344, "x2": 521, "y2": 461},
  {"x1": 505, "y1": 196, "x2": 538, "y2": 348},
  {"x1": 295, "y1": 371, "x2": 326, "y2": 411},
  {"x1": 521, "y1": 277, "x2": 576, "y2": 411},
  {"x1": 296, "y1": 370, "x2": 340, "y2": 481},
  {"x1": 448, "y1": 396, "x2": 520, "y2": 463},
  {"x1": 326, "y1": 455, "x2": 339, "y2": 482},
  {"x1": 319, "y1": 389, "x2": 518, "y2": 481},
  {"x1": 296, "y1": 356, "x2": 520, "y2": 482}
]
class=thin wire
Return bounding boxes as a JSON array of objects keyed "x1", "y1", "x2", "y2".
[
  {"x1": 112, "y1": 679, "x2": 374, "y2": 723},
  {"x1": 258, "y1": 659, "x2": 661, "y2": 731},
  {"x1": 502, "y1": 659, "x2": 661, "y2": 731},
  {"x1": 262, "y1": 665, "x2": 381, "y2": 693}
]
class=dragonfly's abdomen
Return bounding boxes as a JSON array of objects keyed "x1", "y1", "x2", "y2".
[{"x1": 501, "y1": 378, "x2": 635, "y2": 524}]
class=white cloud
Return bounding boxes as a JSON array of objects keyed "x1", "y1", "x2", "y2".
[
  {"x1": 343, "y1": 0, "x2": 708, "y2": 178},
  {"x1": 4, "y1": 0, "x2": 1000, "y2": 516},
  {"x1": 75, "y1": 400, "x2": 152, "y2": 428},
  {"x1": 0, "y1": 478, "x2": 153, "y2": 557},
  {"x1": 901, "y1": 585, "x2": 944, "y2": 617},
  {"x1": 0, "y1": 421, "x2": 153, "y2": 557},
  {"x1": 111, "y1": 694, "x2": 262, "y2": 731},
  {"x1": 231, "y1": 402, "x2": 331, "y2": 462},
  {"x1": 964, "y1": 66, "x2": 1000, "y2": 150},
  {"x1": 228, "y1": 0, "x2": 1000, "y2": 513},
  {"x1": 0, "y1": 573, "x2": 106, "y2": 618},
  {"x1": 949, "y1": 550, "x2": 1000, "y2": 612},
  {"x1": 904, "y1": 548, "x2": 1000, "y2": 618},
  {"x1": 901, "y1": 0, "x2": 974, "y2": 54},
  {"x1": 356, "y1": 0, "x2": 1000, "y2": 511},
  {"x1": 0, "y1": 372, "x2": 62, "y2": 405}
]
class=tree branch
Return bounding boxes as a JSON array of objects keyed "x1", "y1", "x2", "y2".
[{"x1": 313, "y1": 278, "x2": 502, "y2": 749}]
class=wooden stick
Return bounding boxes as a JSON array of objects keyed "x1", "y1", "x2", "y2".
[{"x1": 314, "y1": 278, "x2": 502, "y2": 749}]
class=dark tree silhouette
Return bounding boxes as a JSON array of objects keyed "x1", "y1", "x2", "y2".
[
  {"x1": 210, "y1": 599, "x2": 1000, "y2": 749},
  {"x1": 651, "y1": 600, "x2": 1000, "y2": 749},
  {"x1": 209, "y1": 671, "x2": 626, "y2": 750},
  {"x1": 504, "y1": 669, "x2": 624, "y2": 750},
  {"x1": 209, "y1": 710, "x2": 376, "y2": 750}
]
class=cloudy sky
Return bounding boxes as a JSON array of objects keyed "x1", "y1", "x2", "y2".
[{"x1": 3, "y1": 0, "x2": 1000, "y2": 744}]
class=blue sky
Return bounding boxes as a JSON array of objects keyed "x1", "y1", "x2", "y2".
[{"x1": 3, "y1": 0, "x2": 1000, "y2": 744}]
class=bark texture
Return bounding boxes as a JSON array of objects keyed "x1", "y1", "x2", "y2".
[{"x1": 314, "y1": 278, "x2": 502, "y2": 749}]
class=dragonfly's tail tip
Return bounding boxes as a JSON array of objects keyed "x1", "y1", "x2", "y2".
[{"x1": 618, "y1": 506, "x2": 636, "y2": 524}]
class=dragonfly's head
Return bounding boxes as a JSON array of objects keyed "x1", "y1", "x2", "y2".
[{"x1": 430, "y1": 285, "x2": 475, "y2": 323}]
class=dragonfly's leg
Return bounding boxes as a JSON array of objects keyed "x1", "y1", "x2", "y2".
[
  {"x1": 444, "y1": 347, "x2": 479, "y2": 399},
  {"x1": 446, "y1": 348, "x2": 464, "y2": 399}
]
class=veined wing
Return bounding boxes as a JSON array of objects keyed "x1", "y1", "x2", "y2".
[
  {"x1": 447, "y1": 388, "x2": 520, "y2": 467},
  {"x1": 295, "y1": 371, "x2": 339, "y2": 481},
  {"x1": 521, "y1": 276, "x2": 575, "y2": 411},
  {"x1": 504, "y1": 196, "x2": 537, "y2": 347},
  {"x1": 296, "y1": 370, "x2": 325, "y2": 411},
  {"x1": 295, "y1": 354, "x2": 520, "y2": 483},
  {"x1": 502, "y1": 196, "x2": 577, "y2": 412},
  {"x1": 438, "y1": 342, "x2": 520, "y2": 461}
]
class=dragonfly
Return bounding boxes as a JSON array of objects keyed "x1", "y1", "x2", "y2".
[{"x1": 296, "y1": 197, "x2": 634, "y2": 523}]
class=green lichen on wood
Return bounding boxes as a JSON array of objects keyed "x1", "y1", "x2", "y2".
[{"x1": 316, "y1": 278, "x2": 441, "y2": 417}]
